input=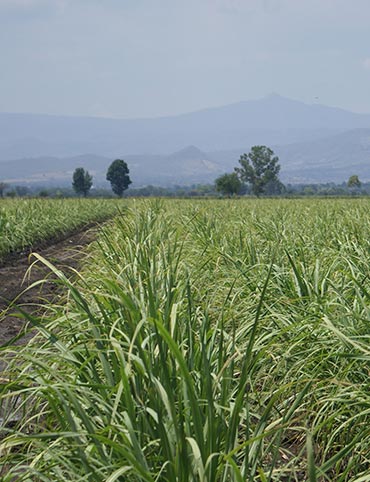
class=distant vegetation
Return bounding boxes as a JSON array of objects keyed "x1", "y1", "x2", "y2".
[
  {"x1": 347, "y1": 174, "x2": 361, "y2": 189},
  {"x1": 72, "y1": 167, "x2": 93, "y2": 197},
  {"x1": 0, "y1": 182, "x2": 7, "y2": 198},
  {"x1": 214, "y1": 145, "x2": 285, "y2": 197},
  {"x1": 215, "y1": 146, "x2": 367, "y2": 198},
  {"x1": 3, "y1": 145, "x2": 367, "y2": 199},
  {"x1": 0, "y1": 180, "x2": 369, "y2": 199},
  {"x1": 235, "y1": 145, "x2": 282, "y2": 196},
  {"x1": 0, "y1": 148, "x2": 368, "y2": 200},
  {"x1": 215, "y1": 172, "x2": 243, "y2": 196},
  {"x1": 106, "y1": 159, "x2": 132, "y2": 196},
  {"x1": 70, "y1": 159, "x2": 132, "y2": 197}
]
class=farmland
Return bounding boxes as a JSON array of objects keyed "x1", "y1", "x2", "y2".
[
  {"x1": 1, "y1": 198, "x2": 370, "y2": 481},
  {"x1": 0, "y1": 198, "x2": 122, "y2": 262}
]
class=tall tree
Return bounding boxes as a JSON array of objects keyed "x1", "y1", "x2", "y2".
[
  {"x1": 347, "y1": 175, "x2": 361, "y2": 189},
  {"x1": 235, "y1": 145, "x2": 281, "y2": 197},
  {"x1": 0, "y1": 182, "x2": 8, "y2": 198},
  {"x1": 215, "y1": 172, "x2": 242, "y2": 197},
  {"x1": 72, "y1": 168, "x2": 93, "y2": 197},
  {"x1": 106, "y1": 159, "x2": 132, "y2": 196}
]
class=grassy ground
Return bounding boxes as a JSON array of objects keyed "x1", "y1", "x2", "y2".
[
  {"x1": 0, "y1": 198, "x2": 123, "y2": 261},
  {"x1": 1, "y1": 198, "x2": 369, "y2": 481}
]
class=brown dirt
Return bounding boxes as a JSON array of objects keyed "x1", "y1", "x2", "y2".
[{"x1": 0, "y1": 226, "x2": 99, "y2": 350}]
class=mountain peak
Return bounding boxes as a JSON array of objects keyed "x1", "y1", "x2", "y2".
[
  {"x1": 170, "y1": 145, "x2": 207, "y2": 160},
  {"x1": 264, "y1": 92, "x2": 283, "y2": 99},
  {"x1": 260, "y1": 92, "x2": 295, "y2": 104}
]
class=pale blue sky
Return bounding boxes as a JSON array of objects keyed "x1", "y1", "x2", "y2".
[{"x1": 1, "y1": 0, "x2": 370, "y2": 118}]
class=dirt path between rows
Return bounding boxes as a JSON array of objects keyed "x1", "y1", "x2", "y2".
[{"x1": 0, "y1": 226, "x2": 100, "y2": 349}]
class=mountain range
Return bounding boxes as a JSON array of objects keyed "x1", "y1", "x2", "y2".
[{"x1": 0, "y1": 94, "x2": 369, "y2": 185}]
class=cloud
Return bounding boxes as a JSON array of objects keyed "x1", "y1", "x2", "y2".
[
  {"x1": 0, "y1": 0, "x2": 67, "y2": 13},
  {"x1": 0, "y1": 0, "x2": 47, "y2": 8},
  {"x1": 362, "y1": 58, "x2": 370, "y2": 70}
]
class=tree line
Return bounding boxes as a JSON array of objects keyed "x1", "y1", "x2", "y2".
[
  {"x1": 214, "y1": 145, "x2": 364, "y2": 197},
  {"x1": 72, "y1": 159, "x2": 131, "y2": 197},
  {"x1": 214, "y1": 145, "x2": 283, "y2": 197},
  {"x1": 0, "y1": 146, "x2": 366, "y2": 198},
  {"x1": 73, "y1": 145, "x2": 284, "y2": 198}
]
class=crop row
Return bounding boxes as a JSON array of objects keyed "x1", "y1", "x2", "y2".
[
  {"x1": 0, "y1": 198, "x2": 122, "y2": 262},
  {"x1": 1, "y1": 198, "x2": 370, "y2": 480}
]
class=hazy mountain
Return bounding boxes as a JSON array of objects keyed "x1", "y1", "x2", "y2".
[
  {"x1": 2, "y1": 94, "x2": 370, "y2": 160},
  {"x1": 0, "y1": 147, "x2": 223, "y2": 187},
  {"x1": 275, "y1": 128, "x2": 370, "y2": 182},
  {"x1": 1, "y1": 129, "x2": 369, "y2": 186},
  {"x1": 1, "y1": 95, "x2": 369, "y2": 185},
  {"x1": 124, "y1": 146, "x2": 222, "y2": 185},
  {"x1": 168, "y1": 93, "x2": 370, "y2": 130}
]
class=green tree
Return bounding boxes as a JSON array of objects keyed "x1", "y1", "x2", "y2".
[
  {"x1": 0, "y1": 182, "x2": 8, "y2": 198},
  {"x1": 264, "y1": 178, "x2": 286, "y2": 195},
  {"x1": 38, "y1": 189, "x2": 49, "y2": 198},
  {"x1": 106, "y1": 159, "x2": 132, "y2": 196},
  {"x1": 215, "y1": 172, "x2": 242, "y2": 197},
  {"x1": 347, "y1": 175, "x2": 361, "y2": 189},
  {"x1": 235, "y1": 145, "x2": 281, "y2": 197},
  {"x1": 72, "y1": 168, "x2": 93, "y2": 197}
]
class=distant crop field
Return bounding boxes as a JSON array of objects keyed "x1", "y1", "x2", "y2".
[
  {"x1": 0, "y1": 198, "x2": 122, "y2": 261},
  {"x1": 1, "y1": 198, "x2": 370, "y2": 480}
]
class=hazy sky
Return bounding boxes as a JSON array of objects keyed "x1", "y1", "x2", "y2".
[{"x1": 1, "y1": 0, "x2": 370, "y2": 118}]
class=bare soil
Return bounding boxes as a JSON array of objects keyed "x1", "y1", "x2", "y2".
[{"x1": 0, "y1": 226, "x2": 99, "y2": 349}]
